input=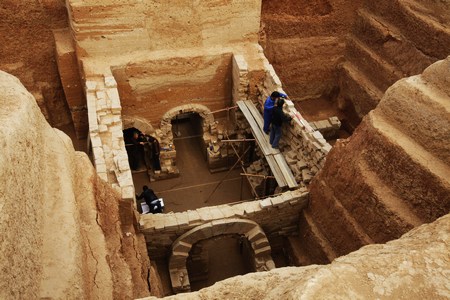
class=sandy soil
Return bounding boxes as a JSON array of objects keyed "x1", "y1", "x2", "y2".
[{"x1": 0, "y1": 0, "x2": 71, "y2": 126}]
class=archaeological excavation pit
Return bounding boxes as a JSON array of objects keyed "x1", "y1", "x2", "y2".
[{"x1": 1, "y1": 0, "x2": 449, "y2": 298}]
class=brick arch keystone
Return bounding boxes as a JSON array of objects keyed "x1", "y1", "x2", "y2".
[
  {"x1": 122, "y1": 115, "x2": 155, "y2": 135},
  {"x1": 168, "y1": 218, "x2": 275, "y2": 293},
  {"x1": 161, "y1": 104, "x2": 215, "y2": 125}
]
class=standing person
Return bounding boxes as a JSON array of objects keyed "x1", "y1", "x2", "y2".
[
  {"x1": 146, "y1": 135, "x2": 161, "y2": 171},
  {"x1": 263, "y1": 91, "x2": 287, "y2": 134},
  {"x1": 270, "y1": 98, "x2": 292, "y2": 149},
  {"x1": 129, "y1": 131, "x2": 145, "y2": 170}
]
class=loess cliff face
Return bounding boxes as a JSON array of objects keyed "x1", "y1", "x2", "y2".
[
  {"x1": 261, "y1": 0, "x2": 363, "y2": 100},
  {"x1": 0, "y1": 0, "x2": 71, "y2": 127},
  {"x1": 293, "y1": 57, "x2": 450, "y2": 264},
  {"x1": 0, "y1": 71, "x2": 152, "y2": 299},
  {"x1": 337, "y1": 0, "x2": 450, "y2": 125}
]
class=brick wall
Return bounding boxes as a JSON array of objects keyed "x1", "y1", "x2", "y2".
[{"x1": 139, "y1": 188, "x2": 308, "y2": 259}]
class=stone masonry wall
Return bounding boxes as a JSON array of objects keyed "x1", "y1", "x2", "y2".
[
  {"x1": 256, "y1": 49, "x2": 336, "y2": 183},
  {"x1": 85, "y1": 75, "x2": 135, "y2": 202},
  {"x1": 139, "y1": 188, "x2": 308, "y2": 259}
]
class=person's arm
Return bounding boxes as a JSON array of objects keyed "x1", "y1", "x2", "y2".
[
  {"x1": 280, "y1": 92, "x2": 289, "y2": 99},
  {"x1": 136, "y1": 192, "x2": 144, "y2": 200}
]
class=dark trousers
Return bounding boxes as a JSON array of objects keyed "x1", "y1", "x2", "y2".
[
  {"x1": 263, "y1": 110, "x2": 272, "y2": 133},
  {"x1": 269, "y1": 124, "x2": 282, "y2": 148}
]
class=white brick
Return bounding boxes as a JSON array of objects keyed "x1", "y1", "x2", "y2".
[
  {"x1": 121, "y1": 185, "x2": 135, "y2": 200},
  {"x1": 104, "y1": 75, "x2": 117, "y2": 88},
  {"x1": 96, "y1": 163, "x2": 107, "y2": 173},
  {"x1": 86, "y1": 80, "x2": 97, "y2": 91},
  {"x1": 106, "y1": 88, "x2": 120, "y2": 102},
  {"x1": 96, "y1": 90, "x2": 106, "y2": 100}
]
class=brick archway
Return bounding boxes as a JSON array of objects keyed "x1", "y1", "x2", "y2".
[
  {"x1": 122, "y1": 115, "x2": 155, "y2": 135},
  {"x1": 168, "y1": 218, "x2": 275, "y2": 293},
  {"x1": 160, "y1": 104, "x2": 215, "y2": 146}
]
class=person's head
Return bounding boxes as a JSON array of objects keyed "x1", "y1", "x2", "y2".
[
  {"x1": 277, "y1": 98, "x2": 285, "y2": 107},
  {"x1": 133, "y1": 131, "x2": 139, "y2": 139},
  {"x1": 270, "y1": 91, "x2": 281, "y2": 100},
  {"x1": 143, "y1": 185, "x2": 149, "y2": 191}
]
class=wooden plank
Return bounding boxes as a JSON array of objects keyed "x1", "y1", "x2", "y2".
[
  {"x1": 244, "y1": 101, "x2": 280, "y2": 155},
  {"x1": 237, "y1": 101, "x2": 288, "y2": 188},
  {"x1": 244, "y1": 101, "x2": 264, "y2": 128},
  {"x1": 237, "y1": 101, "x2": 272, "y2": 156},
  {"x1": 266, "y1": 155, "x2": 287, "y2": 187},
  {"x1": 274, "y1": 153, "x2": 299, "y2": 188}
]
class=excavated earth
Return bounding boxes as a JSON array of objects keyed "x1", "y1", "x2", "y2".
[
  {"x1": 0, "y1": 0, "x2": 449, "y2": 299},
  {"x1": 0, "y1": 0, "x2": 71, "y2": 127},
  {"x1": 0, "y1": 71, "x2": 152, "y2": 299}
]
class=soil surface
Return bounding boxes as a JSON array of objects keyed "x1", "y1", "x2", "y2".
[
  {"x1": 0, "y1": 0, "x2": 70, "y2": 126},
  {"x1": 133, "y1": 119, "x2": 253, "y2": 213}
]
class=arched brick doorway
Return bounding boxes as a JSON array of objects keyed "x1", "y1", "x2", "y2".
[
  {"x1": 168, "y1": 218, "x2": 275, "y2": 293},
  {"x1": 160, "y1": 104, "x2": 215, "y2": 147},
  {"x1": 122, "y1": 115, "x2": 155, "y2": 134}
]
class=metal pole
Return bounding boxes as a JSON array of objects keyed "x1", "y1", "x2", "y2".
[{"x1": 204, "y1": 146, "x2": 251, "y2": 203}]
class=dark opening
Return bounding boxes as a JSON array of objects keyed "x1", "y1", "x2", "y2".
[
  {"x1": 123, "y1": 127, "x2": 160, "y2": 174},
  {"x1": 186, "y1": 234, "x2": 255, "y2": 291}
]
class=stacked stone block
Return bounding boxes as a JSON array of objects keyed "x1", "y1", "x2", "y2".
[
  {"x1": 309, "y1": 117, "x2": 342, "y2": 139},
  {"x1": 85, "y1": 75, "x2": 135, "y2": 201},
  {"x1": 254, "y1": 49, "x2": 335, "y2": 183},
  {"x1": 139, "y1": 188, "x2": 308, "y2": 259},
  {"x1": 168, "y1": 218, "x2": 275, "y2": 293}
]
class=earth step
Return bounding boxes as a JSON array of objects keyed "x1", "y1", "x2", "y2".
[{"x1": 345, "y1": 35, "x2": 403, "y2": 91}]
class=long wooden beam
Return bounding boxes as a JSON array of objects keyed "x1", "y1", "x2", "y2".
[{"x1": 220, "y1": 139, "x2": 256, "y2": 143}]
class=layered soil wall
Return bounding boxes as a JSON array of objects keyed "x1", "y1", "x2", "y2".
[
  {"x1": 0, "y1": 71, "x2": 155, "y2": 299},
  {"x1": 337, "y1": 0, "x2": 450, "y2": 125},
  {"x1": 113, "y1": 53, "x2": 233, "y2": 126},
  {"x1": 0, "y1": 0, "x2": 71, "y2": 127},
  {"x1": 261, "y1": 0, "x2": 363, "y2": 99},
  {"x1": 293, "y1": 57, "x2": 450, "y2": 264}
]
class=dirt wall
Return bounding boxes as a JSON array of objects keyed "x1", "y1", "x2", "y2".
[
  {"x1": 337, "y1": 0, "x2": 450, "y2": 126},
  {"x1": 67, "y1": 0, "x2": 262, "y2": 57},
  {"x1": 297, "y1": 57, "x2": 450, "y2": 262},
  {"x1": 113, "y1": 53, "x2": 233, "y2": 126},
  {"x1": 0, "y1": 71, "x2": 153, "y2": 299},
  {"x1": 261, "y1": 0, "x2": 363, "y2": 99},
  {"x1": 0, "y1": 0, "x2": 71, "y2": 127}
]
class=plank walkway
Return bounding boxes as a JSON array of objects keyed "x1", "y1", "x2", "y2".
[{"x1": 237, "y1": 101, "x2": 298, "y2": 189}]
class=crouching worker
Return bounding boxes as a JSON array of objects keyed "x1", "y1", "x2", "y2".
[{"x1": 136, "y1": 185, "x2": 163, "y2": 214}]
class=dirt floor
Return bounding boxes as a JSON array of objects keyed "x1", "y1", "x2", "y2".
[
  {"x1": 133, "y1": 119, "x2": 253, "y2": 213},
  {"x1": 187, "y1": 235, "x2": 254, "y2": 292}
]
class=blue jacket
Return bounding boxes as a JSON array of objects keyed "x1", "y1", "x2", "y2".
[{"x1": 264, "y1": 92, "x2": 287, "y2": 112}]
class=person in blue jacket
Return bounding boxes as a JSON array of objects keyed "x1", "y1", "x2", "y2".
[{"x1": 263, "y1": 91, "x2": 287, "y2": 134}]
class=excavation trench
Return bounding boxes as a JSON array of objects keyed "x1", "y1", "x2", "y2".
[{"x1": 40, "y1": 0, "x2": 450, "y2": 298}]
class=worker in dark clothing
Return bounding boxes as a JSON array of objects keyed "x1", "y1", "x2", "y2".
[
  {"x1": 129, "y1": 131, "x2": 145, "y2": 170},
  {"x1": 145, "y1": 135, "x2": 161, "y2": 171},
  {"x1": 263, "y1": 91, "x2": 287, "y2": 134},
  {"x1": 270, "y1": 98, "x2": 292, "y2": 149},
  {"x1": 136, "y1": 186, "x2": 163, "y2": 214}
]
